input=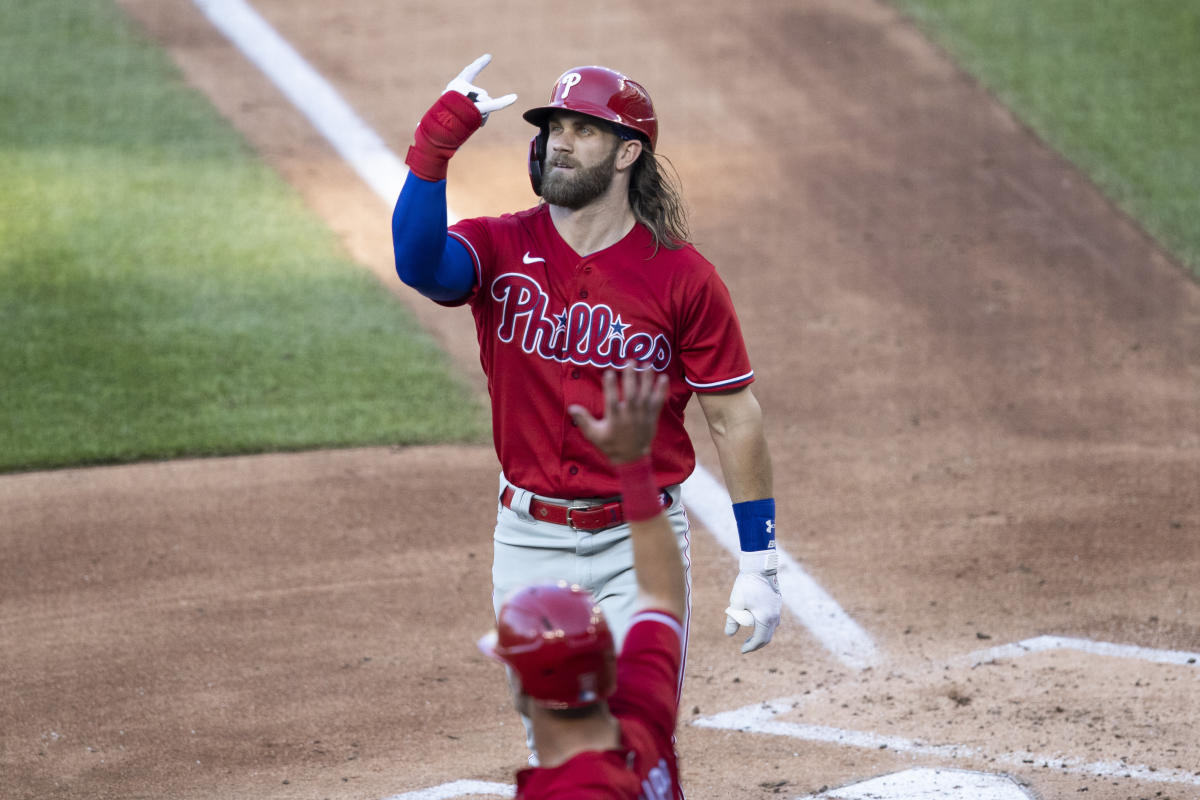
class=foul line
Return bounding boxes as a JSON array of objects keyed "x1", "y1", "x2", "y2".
[
  {"x1": 694, "y1": 698, "x2": 1200, "y2": 788},
  {"x1": 189, "y1": 0, "x2": 878, "y2": 671},
  {"x1": 190, "y1": 0, "x2": 409, "y2": 209},
  {"x1": 681, "y1": 470, "x2": 878, "y2": 669}
]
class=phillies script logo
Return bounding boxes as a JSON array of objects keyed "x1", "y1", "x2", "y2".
[{"x1": 491, "y1": 273, "x2": 671, "y2": 371}]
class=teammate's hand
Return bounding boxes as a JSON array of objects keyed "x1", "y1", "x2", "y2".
[
  {"x1": 724, "y1": 561, "x2": 782, "y2": 654},
  {"x1": 568, "y1": 369, "x2": 669, "y2": 465},
  {"x1": 445, "y1": 54, "x2": 517, "y2": 122}
]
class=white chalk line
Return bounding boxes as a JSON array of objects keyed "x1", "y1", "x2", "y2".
[
  {"x1": 693, "y1": 671, "x2": 1200, "y2": 790},
  {"x1": 680, "y1": 470, "x2": 879, "y2": 670},
  {"x1": 188, "y1": 0, "x2": 878, "y2": 673},
  {"x1": 191, "y1": 0, "x2": 408, "y2": 208},
  {"x1": 965, "y1": 635, "x2": 1200, "y2": 668}
]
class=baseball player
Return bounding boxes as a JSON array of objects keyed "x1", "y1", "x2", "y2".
[
  {"x1": 392, "y1": 55, "x2": 780, "y2": 659},
  {"x1": 478, "y1": 368, "x2": 687, "y2": 798}
]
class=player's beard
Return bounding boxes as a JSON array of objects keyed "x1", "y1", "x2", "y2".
[{"x1": 540, "y1": 144, "x2": 619, "y2": 210}]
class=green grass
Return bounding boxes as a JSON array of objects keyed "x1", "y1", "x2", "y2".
[
  {"x1": 891, "y1": 0, "x2": 1200, "y2": 278},
  {"x1": 0, "y1": 0, "x2": 487, "y2": 472}
]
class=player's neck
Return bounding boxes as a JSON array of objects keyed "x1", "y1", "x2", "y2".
[
  {"x1": 529, "y1": 705, "x2": 621, "y2": 768},
  {"x1": 547, "y1": 186, "x2": 636, "y2": 257}
]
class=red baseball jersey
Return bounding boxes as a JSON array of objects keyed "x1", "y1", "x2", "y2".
[
  {"x1": 448, "y1": 205, "x2": 754, "y2": 498},
  {"x1": 514, "y1": 610, "x2": 685, "y2": 799}
]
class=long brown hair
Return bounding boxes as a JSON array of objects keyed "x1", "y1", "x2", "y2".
[{"x1": 628, "y1": 149, "x2": 690, "y2": 250}]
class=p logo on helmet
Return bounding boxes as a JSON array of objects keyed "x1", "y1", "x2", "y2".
[{"x1": 559, "y1": 72, "x2": 583, "y2": 99}]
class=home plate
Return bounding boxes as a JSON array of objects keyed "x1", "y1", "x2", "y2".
[
  {"x1": 795, "y1": 768, "x2": 1034, "y2": 800},
  {"x1": 381, "y1": 780, "x2": 513, "y2": 800}
]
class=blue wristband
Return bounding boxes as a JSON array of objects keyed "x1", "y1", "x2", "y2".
[{"x1": 732, "y1": 498, "x2": 776, "y2": 552}]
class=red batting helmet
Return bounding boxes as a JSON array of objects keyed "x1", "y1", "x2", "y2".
[
  {"x1": 523, "y1": 66, "x2": 658, "y2": 148},
  {"x1": 523, "y1": 66, "x2": 657, "y2": 195},
  {"x1": 478, "y1": 581, "x2": 616, "y2": 709}
]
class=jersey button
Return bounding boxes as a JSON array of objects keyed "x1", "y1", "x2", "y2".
[
  {"x1": 569, "y1": 466, "x2": 579, "y2": 475},
  {"x1": 571, "y1": 369, "x2": 581, "y2": 379},
  {"x1": 579, "y1": 290, "x2": 589, "y2": 299}
]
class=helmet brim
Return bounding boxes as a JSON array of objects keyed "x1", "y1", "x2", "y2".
[
  {"x1": 522, "y1": 103, "x2": 616, "y2": 128},
  {"x1": 477, "y1": 630, "x2": 504, "y2": 663},
  {"x1": 522, "y1": 104, "x2": 652, "y2": 147}
]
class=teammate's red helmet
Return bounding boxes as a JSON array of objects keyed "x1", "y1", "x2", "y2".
[
  {"x1": 478, "y1": 581, "x2": 616, "y2": 709},
  {"x1": 522, "y1": 66, "x2": 658, "y2": 149}
]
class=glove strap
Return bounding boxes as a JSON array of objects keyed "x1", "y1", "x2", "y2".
[
  {"x1": 405, "y1": 91, "x2": 484, "y2": 182},
  {"x1": 739, "y1": 549, "x2": 779, "y2": 575}
]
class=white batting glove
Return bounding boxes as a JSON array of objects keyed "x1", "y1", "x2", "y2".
[
  {"x1": 444, "y1": 54, "x2": 517, "y2": 123},
  {"x1": 724, "y1": 550, "x2": 782, "y2": 654}
]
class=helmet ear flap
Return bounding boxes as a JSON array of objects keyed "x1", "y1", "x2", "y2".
[{"x1": 528, "y1": 129, "x2": 547, "y2": 196}]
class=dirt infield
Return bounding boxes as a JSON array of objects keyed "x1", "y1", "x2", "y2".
[{"x1": 3, "y1": 1, "x2": 1199, "y2": 798}]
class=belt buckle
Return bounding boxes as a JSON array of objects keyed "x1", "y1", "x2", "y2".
[
  {"x1": 565, "y1": 502, "x2": 602, "y2": 532},
  {"x1": 565, "y1": 506, "x2": 579, "y2": 530}
]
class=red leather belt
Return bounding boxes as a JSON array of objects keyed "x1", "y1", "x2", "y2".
[{"x1": 501, "y1": 485, "x2": 669, "y2": 532}]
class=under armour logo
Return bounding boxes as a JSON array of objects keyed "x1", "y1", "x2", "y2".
[
  {"x1": 765, "y1": 520, "x2": 775, "y2": 535},
  {"x1": 560, "y1": 72, "x2": 582, "y2": 98}
]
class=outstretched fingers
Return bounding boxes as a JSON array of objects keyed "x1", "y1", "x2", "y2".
[
  {"x1": 569, "y1": 369, "x2": 668, "y2": 463},
  {"x1": 447, "y1": 54, "x2": 517, "y2": 119},
  {"x1": 456, "y1": 53, "x2": 493, "y2": 85}
]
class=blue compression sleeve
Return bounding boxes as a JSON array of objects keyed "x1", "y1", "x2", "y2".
[{"x1": 391, "y1": 171, "x2": 475, "y2": 302}]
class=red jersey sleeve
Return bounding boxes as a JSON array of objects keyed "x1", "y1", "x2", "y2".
[
  {"x1": 675, "y1": 259, "x2": 755, "y2": 392},
  {"x1": 608, "y1": 610, "x2": 684, "y2": 742}
]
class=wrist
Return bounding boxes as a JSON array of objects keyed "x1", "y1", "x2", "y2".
[
  {"x1": 732, "y1": 497, "x2": 776, "y2": 553},
  {"x1": 405, "y1": 91, "x2": 484, "y2": 182},
  {"x1": 616, "y1": 456, "x2": 661, "y2": 522},
  {"x1": 404, "y1": 145, "x2": 450, "y2": 182},
  {"x1": 738, "y1": 549, "x2": 780, "y2": 574}
]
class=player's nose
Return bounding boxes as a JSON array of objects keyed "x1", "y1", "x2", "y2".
[{"x1": 549, "y1": 131, "x2": 574, "y2": 152}]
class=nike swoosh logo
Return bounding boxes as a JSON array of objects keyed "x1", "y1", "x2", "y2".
[{"x1": 523, "y1": 251, "x2": 546, "y2": 264}]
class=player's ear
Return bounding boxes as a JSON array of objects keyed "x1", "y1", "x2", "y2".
[
  {"x1": 615, "y1": 138, "x2": 643, "y2": 171},
  {"x1": 507, "y1": 672, "x2": 530, "y2": 713},
  {"x1": 513, "y1": 688, "x2": 533, "y2": 717}
]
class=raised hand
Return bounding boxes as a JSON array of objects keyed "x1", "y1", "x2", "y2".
[
  {"x1": 568, "y1": 369, "x2": 668, "y2": 465},
  {"x1": 445, "y1": 54, "x2": 517, "y2": 121}
]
